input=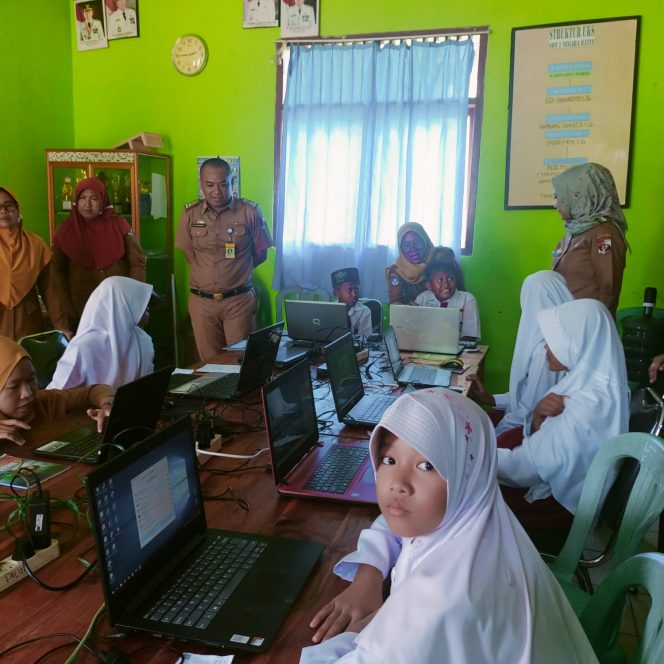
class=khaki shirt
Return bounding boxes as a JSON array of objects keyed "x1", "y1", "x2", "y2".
[
  {"x1": 176, "y1": 197, "x2": 273, "y2": 293},
  {"x1": 552, "y1": 221, "x2": 626, "y2": 315}
]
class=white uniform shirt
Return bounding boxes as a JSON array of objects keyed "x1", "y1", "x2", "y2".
[
  {"x1": 108, "y1": 8, "x2": 137, "y2": 37},
  {"x1": 287, "y1": 4, "x2": 315, "y2": 28},
  {"x1": 347, "y1": 301, "x2": 372, "y2": 337},
  {"x1": 414, "y1": 288, "x2": 480, "y2": 338},
  {"x1": 246, "y1": 0, "x2": 276, "y2": 23},
  {"x1": 79, "y1": 19, "x2": 105, "y2": 42}
]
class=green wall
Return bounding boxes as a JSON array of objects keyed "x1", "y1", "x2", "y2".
[
  {"x1": 8, "y1": 0, "x2": 664, "y2": 389},
  {"x1": 0, "y1": 0, "x2": 73, "y2": 235}
]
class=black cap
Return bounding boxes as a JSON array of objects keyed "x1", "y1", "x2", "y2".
[{"x1": 331, "y1": 267, "x2": 360, "y2": 289}]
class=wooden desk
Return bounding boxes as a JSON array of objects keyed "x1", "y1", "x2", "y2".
[{"x1": 0, "y1": 344, "x2": 488, "y2": 662}]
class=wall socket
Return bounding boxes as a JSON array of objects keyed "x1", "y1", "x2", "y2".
[{"x1": 0, "y1": 539, "x2": 60, "y2": 593}]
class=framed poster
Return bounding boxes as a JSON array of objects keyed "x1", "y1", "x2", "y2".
[
  {"x1": 505, "y1": 16, "x2": 640, "y2": 209},
  {"x1": 243, "y1": 0, "x2": 279, "y2": 28},
  {"x1": 75, "y1": 0, "x2": 109, "y2": 51},
  {"x1": 106, "y1": 0, "x2": 139, "y2": 40},
  {"x1": 280, "y1": 0, "x2": 319, "y2": 38}
]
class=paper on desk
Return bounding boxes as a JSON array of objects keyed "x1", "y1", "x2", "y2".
[
  {"x1": 183, "y1": 654, "x2": 234, "y2": 663},
  {"x1": 198, "y1": 363, "x2": 241, "y2": 373},
  {"x1": 171, "y1": 367, "x2": 195, "y2": 374}
]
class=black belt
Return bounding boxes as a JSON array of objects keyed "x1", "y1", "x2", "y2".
[{"x1": 190, "y1": 286, "x2": 252, "y2": 301}]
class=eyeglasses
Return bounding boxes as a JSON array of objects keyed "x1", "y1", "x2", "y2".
[{"x1": 0, "y1": 201, "x2": 18, "y2": 212}]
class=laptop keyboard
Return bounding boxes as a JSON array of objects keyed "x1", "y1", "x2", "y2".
[
  {"x1": 180, "y1": 374, "x2": 240, "y2": 400},
  {"x1": 168, "y1": 374, "x2": 197, "y2": 390},
  {"x1": 405, "y1": 366, "x2": 438, "y2": 384},
  {"x1": 304, "y1": 445, "x2": 369, "y2": 494},
  {"x1": 351, "y1": 396, "x2": 395, "y2": 423},
  {"x1": 48, "y1": 431, "x2": 102, "y2": 462},
  {"x1": 144, "y1": 535, "x2": 267, "y2": 630}
]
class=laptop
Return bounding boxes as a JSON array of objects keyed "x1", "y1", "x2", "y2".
[
  {"x1": 169, "y1": 322, "x2": 284, "y2": 400},
  {"x1": 34, "y1": 366, "x2": 173, "y2": 464},
  {"x1": 383, "y1": 326, "x2": 452, "y2": 387},
  {"x1": 85, "y1": 416, "x2": 323, "y2": 653},
  {"x1": 262, "y1": 360, "x2": 376, "y2": 504},
  {"x1": 389, "y1": 304, "x2": 461, "y2": 355},
  {"x1": 219, "y1": 335, "x2": 310, "y2": 370},
  {"x1": 324, "y1": 333, "x2": 397, "y2": 427},
  {"x1": 285, "y1": 300, "x2": 349, "y2": 345}
]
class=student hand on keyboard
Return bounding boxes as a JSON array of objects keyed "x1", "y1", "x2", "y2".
[{"x1": 87, "y1": 399, "x2": 114, "y2": 433}]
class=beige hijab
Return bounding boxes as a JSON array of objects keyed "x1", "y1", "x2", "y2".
[{"x1": 393, "y1": 222, "x2": 435, "y2": 284}]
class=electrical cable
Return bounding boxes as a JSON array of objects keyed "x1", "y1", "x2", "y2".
[
  {"x1": 21, "y1": 547, "x2": 98, "y2": 591},
  {"x1": 0, "y1": 632, "x2": 102, "y2": 662},
  {"x1": 195, "y1": 441, "x2": 269, "y2": 460},
  {"x1": 64, "y1": 602, "x2": 106, "y2": 664}
]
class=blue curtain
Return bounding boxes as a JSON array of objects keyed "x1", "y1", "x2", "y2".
[{"x1": 273, "y1": 38, "x2": 475, "y2": 300}]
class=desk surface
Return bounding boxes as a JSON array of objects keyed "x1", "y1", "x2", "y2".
[{"x1": 0, "y1": 344, "x2": 487, "y2": 663}]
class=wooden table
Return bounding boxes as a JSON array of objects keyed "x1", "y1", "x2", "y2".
[{"x1": 0, "y1": 344, "x2": 487, "y2": 663}]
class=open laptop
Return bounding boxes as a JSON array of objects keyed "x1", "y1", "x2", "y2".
[
  {"x1": 169, "y1": 322, "x2": 284, "y2": 400},
  {"x1": 383, "y1": 326, "x2": 452, "y2": 387},
  {"x1": 85, "y1": 416, "x2": 323, "y2": 653},
  {"x1": 262, "y1": 360, "x2": 376, "y2": 503},
  {"x1": 389, "y1": 304, "x2": 460, "y2": 355},
  {"x1": 285, "y1": 300, "x2": 349, "y2": 345},
  {"x1": 324, "y1": 333, "x2": 397, "y2": 427},
  {"x1": 34, "y1": 366, "x2": 173, "y2": 464}
]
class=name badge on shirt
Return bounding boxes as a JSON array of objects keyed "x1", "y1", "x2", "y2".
[
  {"x1": 192, "y1": 221, "x2": 206, "y2": 228},
  {"x1": 225, "y1": 243, "x2": 236, "y2": 259}
]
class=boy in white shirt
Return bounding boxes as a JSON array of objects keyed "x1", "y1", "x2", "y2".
[
  {"x1": 414, "y1": 258, "x2": 480, "y2": 339},
  {"x1": 331, "y1": 268, "x2": 372, "y2": 338}
]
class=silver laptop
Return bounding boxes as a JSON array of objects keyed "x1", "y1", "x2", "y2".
[
  {"x1": 389, "y1": 304, "x2": 460, "y2": 355},
  {"x1": 383, "y1": 326, "x2": 451, "y2": 387},
  {"x1": 285, "y1": 300, "x2": 349, "y2": 344}
]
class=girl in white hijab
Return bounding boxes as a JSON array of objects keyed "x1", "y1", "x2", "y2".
[
  {"x1": 497, "y1": 298, "x2": 629, "y2": 516},
  {"x1": 469, "y1": 271, "x2": 574, "y2": 435},
  {"x1": 301, "y1": 389, "x2": 597, "y2": 663},
  {"x1": 48, "y1": 276, "x2": 154, "y2": 389}
]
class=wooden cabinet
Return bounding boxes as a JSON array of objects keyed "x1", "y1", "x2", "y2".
[{"x1": 45, "y1": 148, "x2": 176, "y2": 368}]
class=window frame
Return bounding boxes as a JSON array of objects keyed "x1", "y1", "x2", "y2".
[{"x1": 273, "y1": 28, "x2": 488, "y2": 255}]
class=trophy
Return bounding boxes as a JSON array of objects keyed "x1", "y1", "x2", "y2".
[
  {"x1": 110, "y1": 173, "x2": 123, "y2": 214},
  {"x1": 123, "y1": 173, "x2": 131, "y2": 213},
  {"x1": 61, "y1": 177, "x2": 73, "y2": 210}
]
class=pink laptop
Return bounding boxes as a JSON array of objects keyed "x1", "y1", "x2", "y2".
[{"x1": 261, "y1": 360, "x2": 376, "y2": 504}]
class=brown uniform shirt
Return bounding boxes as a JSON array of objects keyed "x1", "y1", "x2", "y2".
[
  {"x1": 176, "y1": 197, "x2": 273, "y2": 293},
  {"x1": 552, "y1": 221, "x2": 626, "y2": 315},
  {"x1": 49, "y1": 235, "x2": 146, "y2": 331}
]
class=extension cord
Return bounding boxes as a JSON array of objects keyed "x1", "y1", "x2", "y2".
[
  {"x1": 0, "y1": 539, "x2": 60, "y2": 593},
  {"x1": 196, "y1": 434, "x2": 223, "y2": 465},
  {"x1": 356, "y1": 349, "x2": 369, "y2": 364}
]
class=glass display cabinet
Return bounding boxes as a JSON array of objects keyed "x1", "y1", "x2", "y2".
[{"x1": 45, "y1": 148, "x2": 176, "y2": 368}]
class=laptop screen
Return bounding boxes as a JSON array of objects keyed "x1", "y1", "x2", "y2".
[
  {"x1": 285, "y1": 300, "x2": 349, "y2": 342},
  {"x1": 87, "y1": 418, "x2": 204, "y2": 598},
  {"x1": 263, "y1": 360, "x2": 318, "y2": 484},
  {"x1": 383, "y1": 326, "x2": 403, "y2": 377},
  {"x1": 236, "y1": 321, "x2": 284, "y2": 394},
  {"x1": 324, "y1": 333, "x2": 363, "y2": 415}
]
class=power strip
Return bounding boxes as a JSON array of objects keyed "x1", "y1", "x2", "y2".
[
  {"x1": 196, "y1": 434, "x2": 223, "y2": 465},
  {"x1": 0, "y1": 539, "x2": 60, "y2": 593}
]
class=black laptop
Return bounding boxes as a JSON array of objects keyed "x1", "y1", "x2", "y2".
[
  {"x1": 34, "y1": 366, "x2": 173, "y2": 464},
  {"x1": 324, "y1": 333, "x2": 397, "y2": 427},
  {"x1": 262, "y1": 360, "x2": 376, "y2": 503},
  {"x1": 85, "y1": 416, "x2": 323, "y2": 653},
  {"x1": 169, "y1": 322, "x2": 284, "y2": 400}
]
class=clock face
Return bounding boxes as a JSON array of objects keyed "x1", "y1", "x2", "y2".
[{"x1": 172, "y1": 35, "x2": 208, "y2": 76}]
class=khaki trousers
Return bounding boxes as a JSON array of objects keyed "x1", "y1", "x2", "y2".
[{"x1": 188, "y1": 290, "x2": 256, "y2": 362}]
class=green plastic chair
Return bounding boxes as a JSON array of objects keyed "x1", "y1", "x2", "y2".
[
  {"x1": 547, "y1": 432, "x2": 664, "y2": 616},
  {"x1": 18, "y1": 330, "x2": 69, "y2": 389},
  {"x1": 580, "y1": 553, "x2": 664, "y2": 664}
]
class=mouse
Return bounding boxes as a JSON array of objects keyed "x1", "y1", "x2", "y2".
[
  {"x1": 163, "y1": 398, "x2": 176, "y2": 409},
  {"x1": 441, "y1": 359, "x2": 464, "y2": 370}
]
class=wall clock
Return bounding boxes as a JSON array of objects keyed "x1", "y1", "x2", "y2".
[{"x1": 172, "y1": 34, "x2": 208, "y2": 76}]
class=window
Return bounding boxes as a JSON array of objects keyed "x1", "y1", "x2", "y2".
[{"x1": 273, "y1": 29, "x2": 487, "y2": 297}]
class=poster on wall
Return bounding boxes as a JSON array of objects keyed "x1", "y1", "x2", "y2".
[
  {"x1": 105, "y1": 0, "x2": 139, "y2": 40},
  {"x1": 243, "y1": 0, "x2": 279, "y2": 28},
  {"x1": 505, "y1": 16, "x2": 640, "y2": 209},
  {"x1": 197, "y1": 157, "x2": 241, "y2": 200},
  {"x1": 280, "y1": 0, "x2": 319, "y2": 38},
  {"x1": 75, "y1": 0, "x2": 109, "y2": 51}
]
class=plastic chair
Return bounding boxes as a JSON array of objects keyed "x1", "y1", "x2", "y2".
[
  {"x1": 275, "y1": 287, "x2": 330, "y2": 322},
  {"x1": 580, "y1": 553, "x2": 664, "y2": 664},
  {"x1": 546, "y1": 432, "x2": 664, "y2": 616},
  {"x1": 18, "y1": 330, "x2": 69, "y2": 388},
  {"x1": 359, "y1": 297, "x2": 383, "y2": 337}
]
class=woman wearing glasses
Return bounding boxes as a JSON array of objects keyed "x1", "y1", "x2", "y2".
[
  {"x1": 386, "y1": 222, "x2": 464, "y2": 305},
  {"x1": 0, "y1": 187, "x2": 58, "y2": 340}
]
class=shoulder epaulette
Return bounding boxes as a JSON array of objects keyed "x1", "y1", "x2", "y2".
[
  {"x1": 238, "y1": 198, "x2": 258, "y2": 209},
  {"x1": 184, "y1": 199, "x2": 202, "y2": 210}
]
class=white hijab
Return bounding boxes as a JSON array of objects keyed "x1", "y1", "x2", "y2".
[
  {"x1": 349, "y1": 390, "x2": 597, "y2": 663},
  {"x1": 496, "y1": 271, "x2": 573, "y2": 434},
  {"x1": 525, "y1": 298, "x2": 629, "y2": 511},
  {"x1": 48, "y1": 276, "x2": 154, "y2": 389}
]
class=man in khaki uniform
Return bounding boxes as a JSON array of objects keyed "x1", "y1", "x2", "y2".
[
  {"x1": 176, "y1": 158, "x2": 273, "y2": 361},
  {"x1": 551, "y1": 162, "x2": 628, "y2": 316}
]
